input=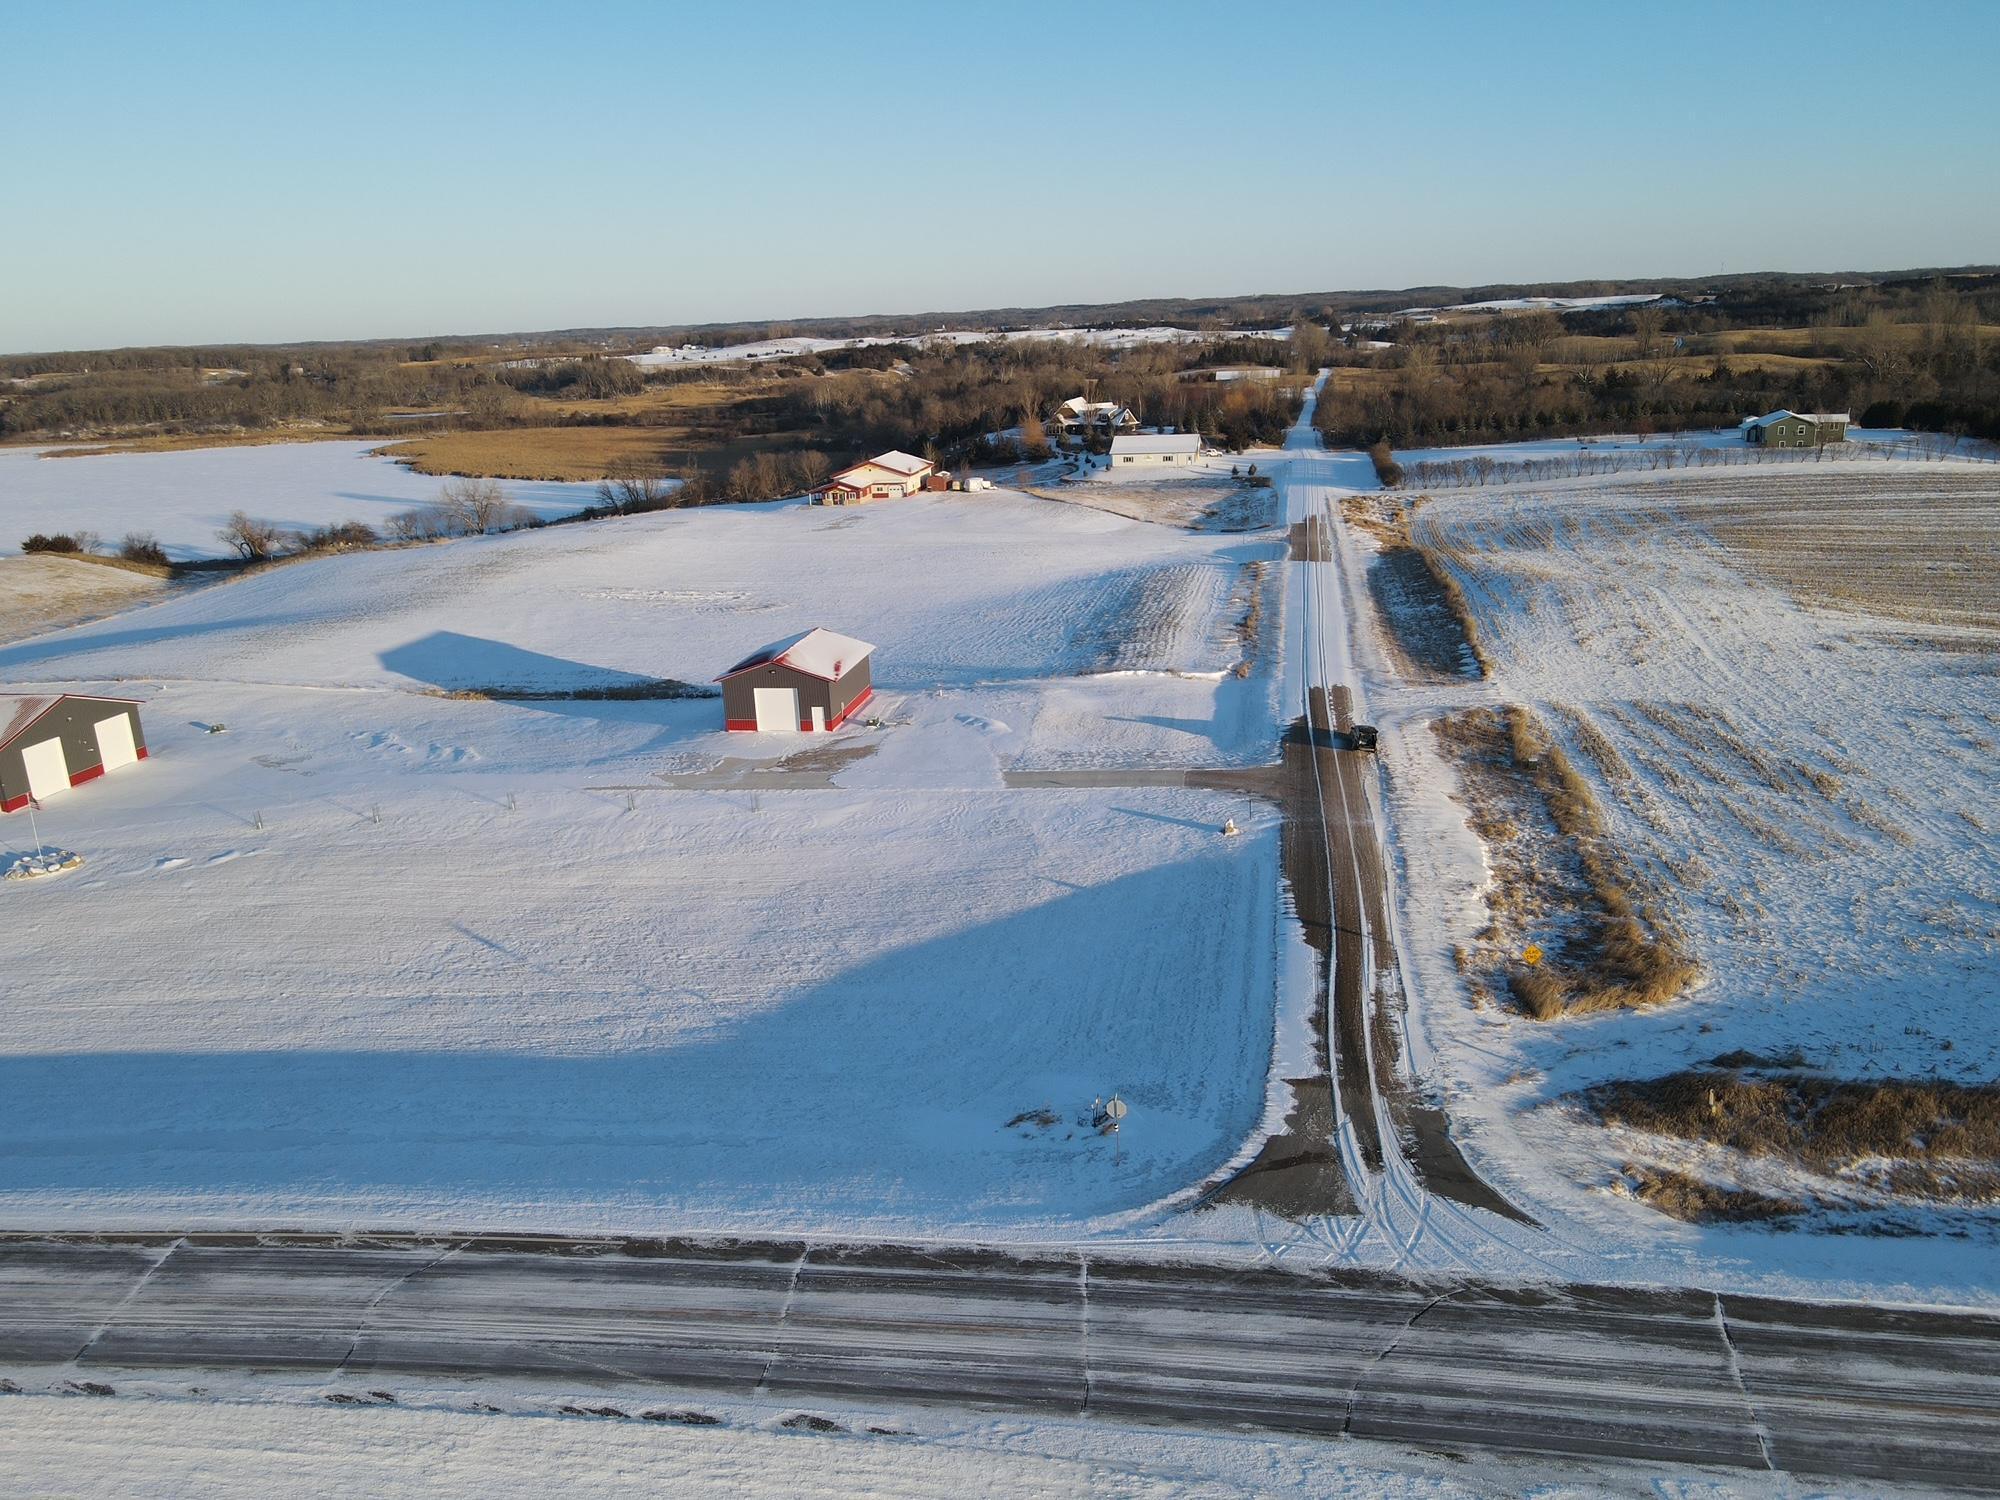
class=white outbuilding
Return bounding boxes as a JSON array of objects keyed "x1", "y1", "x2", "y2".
[{"x1": 1109, "y1": 433, "x2": 1201, "y2": 467}]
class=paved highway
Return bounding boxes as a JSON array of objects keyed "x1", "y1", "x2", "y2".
[{"x1": 4, "y1": 1233, "x2": 1999, "y2": 1488}]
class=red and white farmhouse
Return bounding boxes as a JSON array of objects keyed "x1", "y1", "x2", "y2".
[{"x1": 810, "y1": 450, "x2": 936, "y2": 505}]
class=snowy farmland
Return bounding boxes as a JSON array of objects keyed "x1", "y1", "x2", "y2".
[
  {"x1": 0, "y1": 489, "x2": 1286, "y2": 1235},
  {"x1": 629, "y1": 325, "x2": 1289, "y2": 368},
  {"x1": 0, "y1": 441, "x2": 598, "y2": 560},
  {"x1": 1380, "y1": 459, "x2": 2000, "y2": 1227}
]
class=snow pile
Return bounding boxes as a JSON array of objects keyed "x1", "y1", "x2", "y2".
[{"x1": 4, "y1": 847, "x2": 82, "y2": 880}]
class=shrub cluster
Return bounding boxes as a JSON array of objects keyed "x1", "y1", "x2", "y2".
[
  {"x1": 120, "y1": 532, "x2": 169, "y2": 565},
  {"x1": 1367, "y1": 439, "x2": 1403, "y2": 487}
]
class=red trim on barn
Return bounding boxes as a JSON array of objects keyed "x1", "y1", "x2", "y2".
[
  {"x1": 725, "y1": 718, "x2": 758, "y2": 731},
  {"x1": 138, "y1": 746, "x2": 150, "y2": 759},
  {"x1": 826, "y1": 685, "x2": 874, "y2": 730},
  {"x1": 69, "y1": 763, "x2": 106, "y2": 787},
  {"x1": 1, "y1": 793, "x2": 27, "y2": 814}
]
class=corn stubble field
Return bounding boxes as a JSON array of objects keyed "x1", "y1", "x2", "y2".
[{"x1": 1402, "y1": 461, "x2": 2000, "y2": 1223}]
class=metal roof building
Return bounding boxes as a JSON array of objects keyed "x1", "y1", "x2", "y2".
[
  {"x1": 1, "y1": 692, "x2": 149, "y2": 812},
  {"x1": 716, "y1": 628, "x2": 876, "y2": 732},
  {"x1": 1109, "y1": 433, "x2": 1202, "y2": 466}
]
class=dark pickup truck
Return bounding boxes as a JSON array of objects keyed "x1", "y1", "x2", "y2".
[{"x1": 1348, "y1": 723, "x2": 1379, "y2": 752}]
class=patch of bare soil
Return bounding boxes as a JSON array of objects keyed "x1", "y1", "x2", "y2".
[
  {"x1": 1590, "y1": 1069, "x2": 2000, "y2": 1206},
  {"x1": 0, "y1": 554, "x2": 167, "y2": 644},
  {"x1": 1434, "y1": 706, "x2": 1697, "y2": 1020}
]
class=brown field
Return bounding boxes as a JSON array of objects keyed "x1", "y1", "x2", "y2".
[
  {"x1": 15, "y1": 426, "x2": 356, "y2": 458},
  {"x1": 536, "y1": 380, "x2": 773, "y2": 422},
  {"x1": 378, "y1": 425, "x2": 824, "y2": 482},
  {"x1": 1644, "y1": 469, "x2": 2000, "y2": 631}
]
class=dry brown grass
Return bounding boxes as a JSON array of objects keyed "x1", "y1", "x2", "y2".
[
  {"x1": 377, "y1": 426, "x2": 819, "y2": 483},
  {"x1": 1434, "y1": 706, "x2": 1698, "y2": 1020},
  {"x1": 377, "y1": 427, "x2": 684, "y2": 480},
  {"x1": 53, "y1": 550, "x2": 176, "y2": 580},
  {"x1": 536, "y1": 381, "x2": 761, "y2": 421},
  {"x1": 1623, "y1": 1165, "x2": 1806, "y2": 1224},
  {"x1": 1592, "y1": 1070, "x2": 2000, "y2": 1204},
  {"x1": 22, "y1": 428, "x2": 355, "y2": 458}
]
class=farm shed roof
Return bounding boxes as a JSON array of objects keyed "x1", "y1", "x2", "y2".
[
  {"x1": 1110, "y1": 433, "x2": 1201, "y2": 455},
  {"x1": 717, "y1": 628, "x2": 876, "y2": 683}
]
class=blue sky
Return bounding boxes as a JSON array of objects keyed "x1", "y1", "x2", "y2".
[{"x1": 4, "y1": 0, "x2": 1995, "y2": 351}]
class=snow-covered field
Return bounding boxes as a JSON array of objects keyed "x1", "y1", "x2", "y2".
[
  {"x1": 0, "y1": 1384, "x2": 1781, "y2": 1500},
  {"x1": 0, "y1": 441, "x2": 598, "y2": 560},
  {"x1": 629, "y1": 325, "x2": 1289, "y2": 367},
  {"x1": 1381, "y1": 459, "x2": 2000, "y2": 1235},
  {"x1": 1392, "y1": 292, "x2": 1668, "y2": 317},
  {"x1": 0, "y1": 490, "x2": 1285, "y2": 1234},
  {"x1": 1392, "y1": 426, "x2": 1928, "y2": 473}
]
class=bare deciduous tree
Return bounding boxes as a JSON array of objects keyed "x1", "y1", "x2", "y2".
[
  {"x1": 218, "y1": 510, "x2": 283, "y2": 561},
  {"x1": 437, "y1": 476, "x2": 524, "y2": 533},
  {"x1": 596, "y1": 458, "x2": 673, "y2": 514},
  {"x1": 1628, "y1": 305, "x2": 1667, "y2": 360}
]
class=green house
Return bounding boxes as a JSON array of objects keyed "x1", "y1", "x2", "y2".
[{"x1": 1744, "y1": 410, "x2": 1849, "y2": 447}]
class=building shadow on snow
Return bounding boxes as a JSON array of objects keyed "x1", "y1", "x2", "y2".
[{"x1": 0, "y1": 858, "x2": 1273, "y2": 1226}]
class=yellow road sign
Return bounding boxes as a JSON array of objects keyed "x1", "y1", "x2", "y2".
[{"x1": 1522, "y1": 944, "x2": 1543, "y2": 967}]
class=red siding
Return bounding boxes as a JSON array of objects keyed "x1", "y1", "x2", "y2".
[{"x1": 827, "y1": 685, "x2": 874, "y2": 730}]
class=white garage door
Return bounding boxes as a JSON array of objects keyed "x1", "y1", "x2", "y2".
[
  {"x1": 93, "y1": 713, "x2": 139, "y2": 772},
  {"x1": 21, "y1": 737, "x2": 71, "y2": 801},
  {"x1": 752, "y1": 686, "x2": 799, "y2": 732}
]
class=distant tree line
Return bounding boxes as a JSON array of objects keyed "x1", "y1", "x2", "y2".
[{"x1": 1317, "y1": 276, "x2": 2000, "y2": 447}]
